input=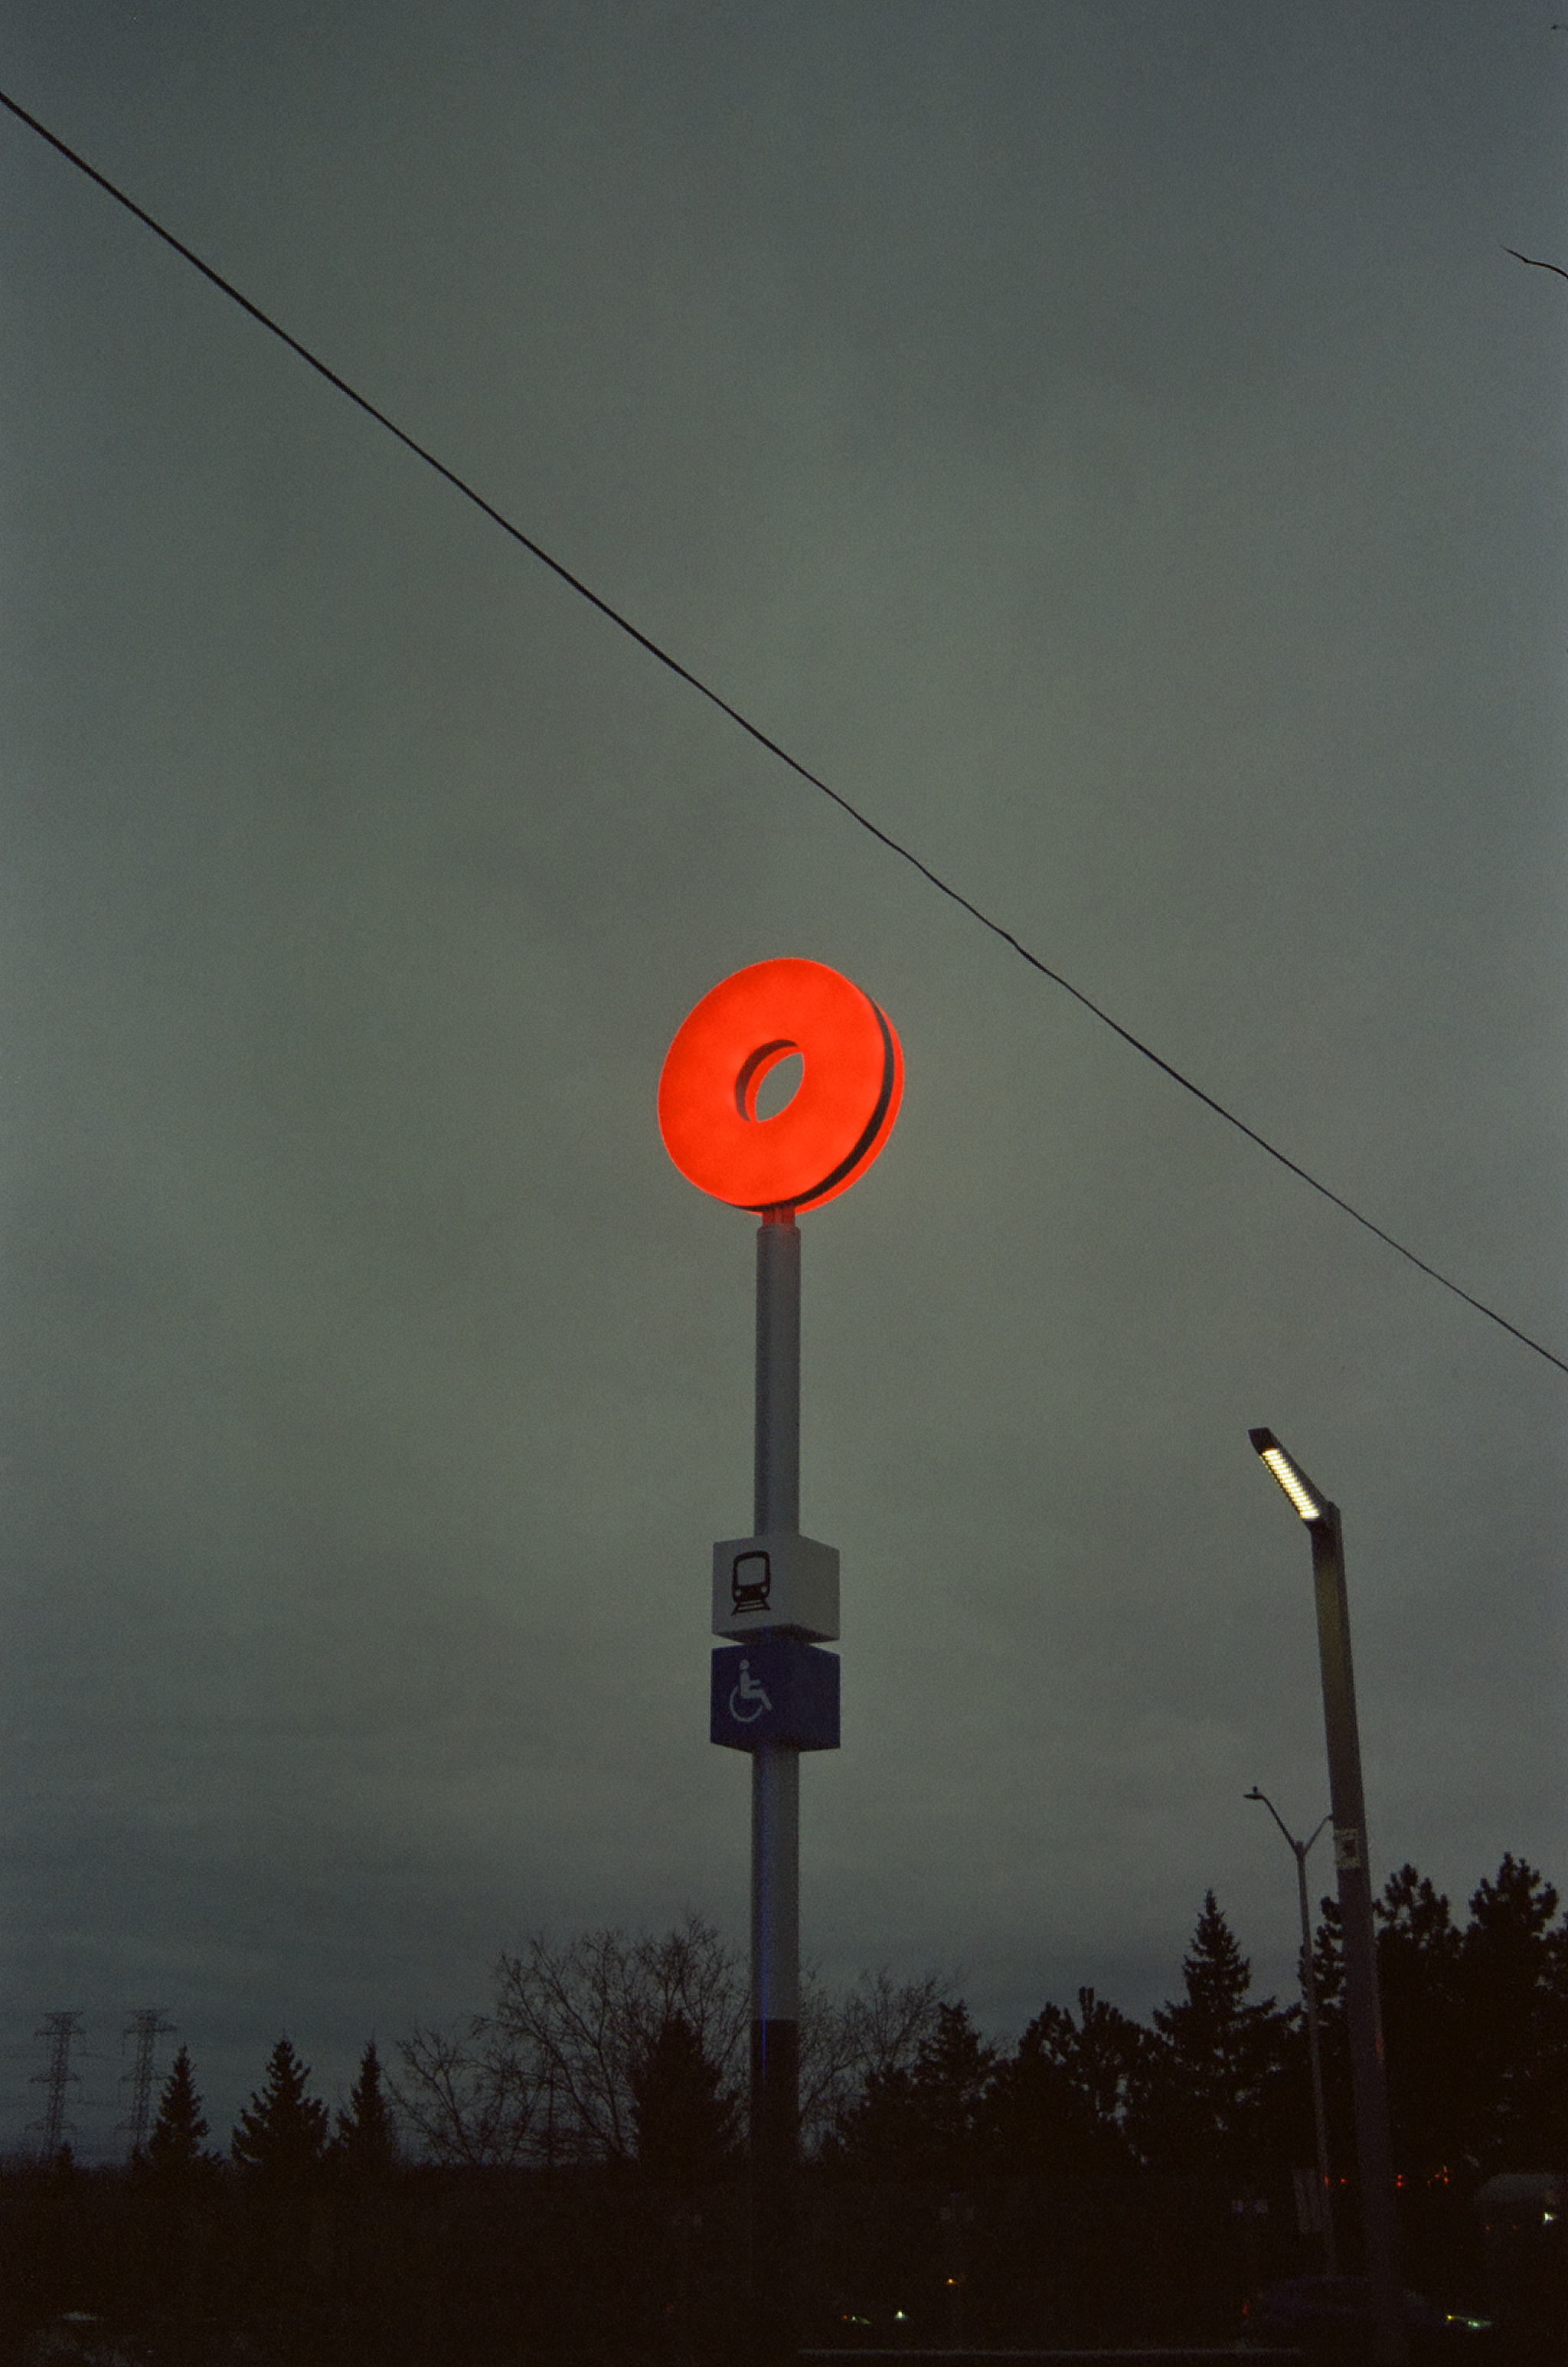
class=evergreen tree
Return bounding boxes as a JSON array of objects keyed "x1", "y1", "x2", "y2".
[
  {"x1": 1457, "y1": 1856, "x2": 1568, "y2": 2172},
  {"x1": 629, "y1": 2013, "x2": 739, "y2": 2182},
  {"x1": 831, "y1": 2001, "x2": 995, "y2": 2184},
  {"x1": 1313, "y1": 1857, "x2": 1568, "y2": 2179},
  {"x1": 332, "y1": 2039, "x2": 400, "y2": 2179},
  {"x1": 987, "y1": 1988, "x2": 1149, "y2": 2175},
  {"x1": 1373, "y1": 1865, "x2": 1465, "y2": 2177},
  {"x1": 145, "y1": 2045, "x2": 220, "y2": 2177},
  {"x1": 1139, "y1": 1892, "x2": 1294, "y2": 2172},
  {"x1": 231, "y1": 2036, "x2": 331, "y2": 2181}
]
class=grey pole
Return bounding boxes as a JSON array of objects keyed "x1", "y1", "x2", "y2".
[
  {"x1": 1250, "y1": 1433, "x2": 1404, "y2": 2367},
  {"x1": 755, "y1": 1215, "x2": 800, "y2": 1533},
  {"x1": 1246, "y1": 1790, "x2": 1336, "y2": 2272},
  {"x1": 752, "y1": 1211, "x2": 801, "y2": 2346},
  {"x1": 1311, "y1": 1506, "x2": 1402, "y2": 2356}
]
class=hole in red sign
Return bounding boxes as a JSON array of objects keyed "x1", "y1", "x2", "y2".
[{"x1": 736, "y1": 1041, "x2": 802, "y2": 1122}]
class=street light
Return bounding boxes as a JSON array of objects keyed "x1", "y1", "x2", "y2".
[
  {"x1": 1245, "y1": 1787, "x2": 1335, "y2": 2271},
  {"x1": 1248, "y1": 1428, "x2": 1404, "y2": 2367}
]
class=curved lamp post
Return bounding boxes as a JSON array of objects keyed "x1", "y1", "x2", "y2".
[
  {"x1": 1245, "y1": 1787, "x2": 1335, "y2": 2270},
  {"x1": 1248, "y1": 1429, "x2": 1404, "y2": 2366}
]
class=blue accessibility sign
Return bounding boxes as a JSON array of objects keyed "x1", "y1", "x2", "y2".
[{"x1": 710, "y1": 1638, "x2": 840, "y2": 1754}]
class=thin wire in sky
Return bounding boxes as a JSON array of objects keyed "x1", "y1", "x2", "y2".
[
  {"x1": 4, "y1": 84, "x2": 1563, "y2": 1378},
  {"x1": 1504, "y1": 246, "x2": 1568, "y2": 283}
]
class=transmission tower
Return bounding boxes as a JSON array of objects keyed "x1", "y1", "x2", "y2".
[
  {"x1": 28, "y1": 2012, "x2": 84, "y2": 2159},
  {"x1": 119, "y1": 2009, "x2": 176, "y2": 2157}
]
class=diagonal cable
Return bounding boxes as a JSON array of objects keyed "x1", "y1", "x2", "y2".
[
  {"x1": 4, "y1": 83, "x2": 1563, "y2": 1377},
  {"x1": 1504, "y1": 246, "x2": 1568, "y2": 283}
]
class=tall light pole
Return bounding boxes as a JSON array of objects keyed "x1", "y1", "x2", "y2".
[
  {"x1": 660, "y1": 958, "x2": 903, "y2": 2359},
  {"x1": 1245, "y1": 1787, "x2": 1335, "y2": 2271},
  {"x1": 1249, "y1": 1429, "x2": 1404, "y2": 2367}
]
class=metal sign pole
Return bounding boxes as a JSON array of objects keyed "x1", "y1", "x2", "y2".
[
  {"x1": 752, "y1": 1210, "x2": 801, "y2": 2349},
  {"x1": 662, "y1": 959, "x2": 900, "y2": 2360}
]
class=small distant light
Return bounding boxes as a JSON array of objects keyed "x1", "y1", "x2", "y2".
[
  {"x1": 1544, "y1": 2211, "x2": 1557, "y2": 2225},
  {"x1": 1250, "y1": 1428, "x2": 1329, "y2": 1522}
]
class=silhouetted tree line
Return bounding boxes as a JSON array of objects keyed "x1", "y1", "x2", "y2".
[
  {"x1": 393, "y1": 1911, "x2": 945, "y2": 2174},
  {"x1": 1316, "y1": 1856, "x2": 1568, "y2": 2184},
  {"x1": 390, "y1": 1862, "x2": 1568, "y2": 2192},
  {"x1": 822, "y1": 1856, "x2": 1568, "y2": 2193},
  {"x1": 139, "y1": 2035, "x2": 397, "y2": 2186},
  {"x1": 2, "y1": 1861, "x2": 1561, "y2": 2364}
]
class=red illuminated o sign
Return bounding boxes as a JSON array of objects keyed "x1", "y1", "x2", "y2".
[{"x1": 658, "y1": 959, "x2": 903, "y2": 1211}]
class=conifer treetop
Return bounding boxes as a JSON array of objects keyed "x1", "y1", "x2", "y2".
[
  {"x1": 333, "y1": 2038, "x2": 400, "y2": 2177},
  {"x1": 231, "y1": 2035, "x2": 331, "y2": 2179},
  {"x1": 145, "y1": 2045, "x2": 220, "y2": 2177}
]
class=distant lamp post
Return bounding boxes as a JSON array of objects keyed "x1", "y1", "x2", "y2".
[
  {"x1": 1245, "y1": 1787, "x2": 1336, "y2": 2271},
  {"x1": 1248, "y1": 1428, "x2": 1404, "y2": 2367}
]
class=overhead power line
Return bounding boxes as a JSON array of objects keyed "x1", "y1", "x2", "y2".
[
  {"x1": 3, "y1": 86, "x2": 1563, "y2": 1379},
  {"x1": 1504, "y1": 246, "x2": 1568, "y2": 283}
]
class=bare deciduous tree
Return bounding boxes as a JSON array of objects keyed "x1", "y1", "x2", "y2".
[
  {"x1": 393, "y1": 2015, "x2": 538, "y2": 2169},
  {"x1": 394, "y1": 1913, "x2": 950, "y2": 2169},
  {"x1": 801, "y1": 1966, "x2": 951, "y2": 2150},
  {"x1": 487, "y1": 1913, "x2": 748, "y2": 2164}
]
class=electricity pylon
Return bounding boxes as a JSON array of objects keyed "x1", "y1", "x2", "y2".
[
  {"x1": 29, "y1": 2012, "x2": 85, "y2": 2159},
  {"x1": 120, "y1": 2009, "x2": 176, "y2": 2157}
]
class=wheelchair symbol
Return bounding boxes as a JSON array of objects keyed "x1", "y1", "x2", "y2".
[{"x1": 728, "y1": 1659, "x2": 773, "y2": 1723}]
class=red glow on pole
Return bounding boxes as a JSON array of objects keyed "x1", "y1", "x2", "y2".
[{"x1": 658, "y1": 958, "x2": 903, "y2": 1211}]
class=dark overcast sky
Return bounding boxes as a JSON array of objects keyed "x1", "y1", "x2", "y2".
[{"x1": 2, "y1": 1, "x2": 1564, "y2": 2158}]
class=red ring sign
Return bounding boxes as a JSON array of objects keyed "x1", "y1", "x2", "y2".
[{"x1": 658, "y1": 958, "x2": 903, "y2": 1211}]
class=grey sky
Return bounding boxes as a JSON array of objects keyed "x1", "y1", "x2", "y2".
[{"x1": 2, "y1": 1, "x2": 1563, "y2": 2157}]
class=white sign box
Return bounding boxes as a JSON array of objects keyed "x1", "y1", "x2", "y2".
[{"x1": 711, "y1": 1532, "x2": 840, "y2": 1642}]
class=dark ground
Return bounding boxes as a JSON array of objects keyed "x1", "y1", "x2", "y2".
[{"x1": 0, "y1": 2156, "x2": 1553, "y2": 2367}]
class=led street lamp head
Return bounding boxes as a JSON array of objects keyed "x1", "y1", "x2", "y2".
[{"x1": 1249, "y1": 1427, "x2": 1330, "y2": 1524}]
